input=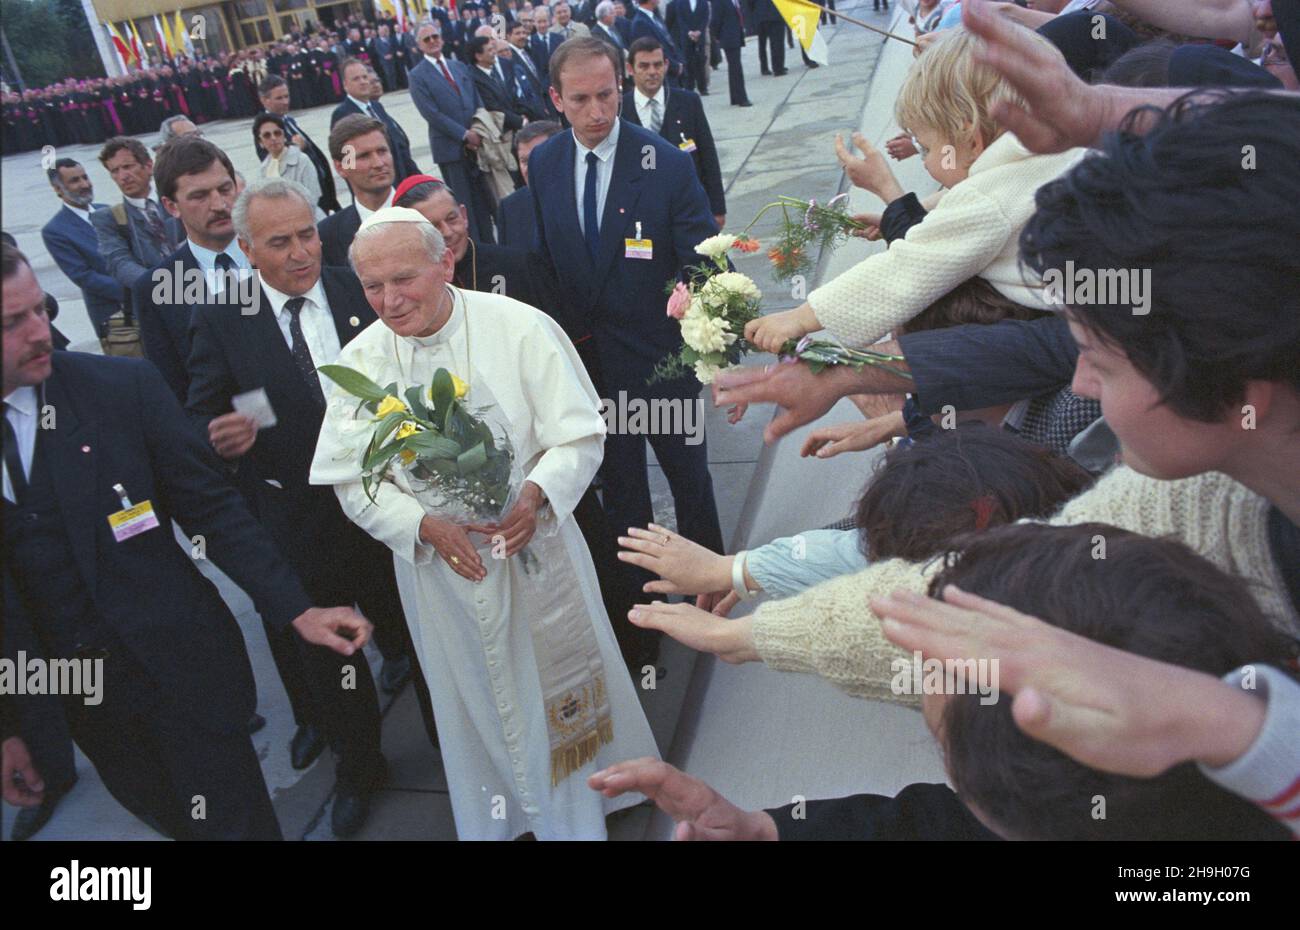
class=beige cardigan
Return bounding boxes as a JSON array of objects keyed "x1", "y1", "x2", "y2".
[
  {"x1": 751, "y1": 467, "x2": 1300, "y2": 705},
  {"x1": 807, "y1": 132, "x2": 1088, "y2": 348}
]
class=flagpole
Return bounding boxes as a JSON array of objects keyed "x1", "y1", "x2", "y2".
[{"x1": 801, "y1": 2, "x2": 917, "y2": 46}]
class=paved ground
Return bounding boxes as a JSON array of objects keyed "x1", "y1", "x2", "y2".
[{"x1": 1, "y1": 5, "x2": 898, "y2": 841}]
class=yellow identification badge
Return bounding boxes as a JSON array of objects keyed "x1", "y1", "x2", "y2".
[
  {"x1": 108, "y1": 501, "x2": 160, "y2": 541},
  {"x1": 624, "y1": 238, "x2": 653, "y2": 260},
  {"x1": 678, "y1": 138, "x2": 698, "y2": 153}
]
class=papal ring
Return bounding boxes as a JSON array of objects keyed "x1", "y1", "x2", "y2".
[
  {"x1": 451, "y1": 556, "x2": 461, "y2": 565},
  {"x1": 661, "y1": 535, "x2": 670, "y2": 546}
]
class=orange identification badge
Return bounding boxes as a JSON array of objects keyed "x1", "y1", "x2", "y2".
[
  {"x1": 678, "y1": 138, "x2": 698, "y2": 153},
  {"x1": 625, "y1": 221, "x2": 652, "y2": 259},
  {"x1": 106, "y1": 483, "x2": 160, "y2": 542}
]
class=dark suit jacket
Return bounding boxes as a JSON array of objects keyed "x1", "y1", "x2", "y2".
[
  {"x1": 495, "y1": 185, "x2": 539, "y2": 251},
  {"x1": 590, "y1": 22, "x2": 630, "y2": 88},
  {"x1": 471, "y1": 63, "x2": 525, "y2": 132},
  {"x1": 185, "y1": 267, "x2": 378, "y2": 585},
  {"x1": 769, "y1": 784, "x2": 1000, "y2": 840},
  {"x1": 3, "y1": 353, "x2": 312, "y2": 739},
  {"x1": 528, "y1": 120, "x2": 716, "y2": 393},
  {"x1": 526, "y1": 31, "x2": 565, "y2": 80},
  {"x1": 666, "y1": 0, "x2": 712, "y2": 48},
  {"x1": 900, "y1": 315, "x2": 1077, "y2": 416},
  {"x1": 710, "y1": 0, "x2": 747, "y2": 48},
  {"x1": 132, "y1": 240, "x2": 221, "y2": 403},
  {"x1": 318, "y1": 205, "x2": 362, "y2": 269},
  {"x1": 622, "y1": 86, "x2": 725, "y2": 216},
  {"x1": 629, "y1": 8, "x2": 684, "y2": 77},
  {"x1": 90, "y1": 200, "x2": 184, "y2": 292},
  {"x1": 330, "y1": 96, "x2": 421, "y2": 182},
  {"x1": 41, "y1": 203, "x2": 125, "y2": 335},
  {"x1": 614, "y1": 15, "x2": 634, "y2": 45}
]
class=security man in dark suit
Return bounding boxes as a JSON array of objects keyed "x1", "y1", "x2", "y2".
[
  {"x1": 185, "y1": 176, "x2": 421, "y2": 837},
  {"x1": 622, "y1": 38, "x2": 727, "y2": 229},
  {"x1": 528, "y1": 38, "x2": 724, "y2": 666},
  {"x1": 495, "y1": 120, "x2": 564, "y2": 250},
  {"x1": 2, "y1": 241, "x2": 371, "y2": 840}
]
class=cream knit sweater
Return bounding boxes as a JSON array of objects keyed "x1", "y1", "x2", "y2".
[
  {"x1": 807, "y1": 133, "x2": 1088, "y2": 348},
  {"x1": 751, "y1": 467, "x2": 1300, "y2": 705}
]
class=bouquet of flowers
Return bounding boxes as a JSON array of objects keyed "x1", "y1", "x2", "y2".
[
  {"x1": 317, "y1": 363, "x2": 520, "y2": 524},
  {"x1": 745, "y1": 193, "x2": 869, "y2": 283},
  {"x1": 779, "y1": 335, "x2": 912, "y2": 381},
  {"x1": 653, "y1": 233, "x2": 765, "y2": 385}
]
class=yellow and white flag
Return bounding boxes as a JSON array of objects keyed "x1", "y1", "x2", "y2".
[{"x1": 773, "y1": 0, "x2": 830, "y2": 65}]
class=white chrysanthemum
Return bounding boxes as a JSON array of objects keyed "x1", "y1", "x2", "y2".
[
  {"x1": 695, "y1": 234, "x2": 737, "y2": 260},
  {"x1": 694, "y1": 359, "x2": 724, "y2": 384},
  {"x1": 680, "y1": 306, "x2": 735, "y2": 355},
  {"x1": 705, "y1": 271, "x2": 762, "y2": 302}
]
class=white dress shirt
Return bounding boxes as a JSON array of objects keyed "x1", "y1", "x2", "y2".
[
  {"x1": 573, "y1": 119, "x2": 620, "y2": 238},
  {"x1": 260, "y1": 277, "x2": 343, "y2": 394},
  {"x1": 354, "y1": 189, "x2": 395, "y2": 224},
  {"x1": 3, "y1": 385, "x2": 38, "y2": 504},
  {"x1": 347, "y1": 94, "x2": 378, "y2": 118},
  {"x1": 187, "y1": 237, "x2": 253, "y2": 296},
  {"x1": 65, "y1": 203, "x2": 94, "y2": 225},
  {"x1": 124, "y1": 183, "x2": 161, "y2": 213},
  {"x1": 633, "y1": 85, "x2": 667, "y2": 131}
]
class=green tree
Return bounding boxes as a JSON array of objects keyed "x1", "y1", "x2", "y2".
[{"x1": 2, "y1": 0, "x2": 105, "y2": 89}]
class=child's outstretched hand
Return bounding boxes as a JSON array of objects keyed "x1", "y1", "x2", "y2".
[
  {"x1": 744, "y1": 304, "x2": 819, "y2": 354},
  {"x1": 884, "y1": 132, "x2": 917, "y2": 160},
  {"x1": 835, "y1": 132, "x2": 905, "y2": 204}
]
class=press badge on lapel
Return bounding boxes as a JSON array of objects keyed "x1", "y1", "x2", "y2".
[
  {"x1": 625, "y1": 221, "x2": 653, "y2": 260},
  {"x1": 107, "y1": 483, "x2": 160, "y2": 542}
]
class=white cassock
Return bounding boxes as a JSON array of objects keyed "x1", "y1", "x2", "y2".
[{"x1": 310, "y1": 287, "x2": 660, "y2": 839}]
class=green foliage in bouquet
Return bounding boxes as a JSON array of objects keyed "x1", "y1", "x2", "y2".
[
  {"x1": 748, "y1": 194, "x2": 868, "y2": 284},
  {"x1": 318, "y1": 364, "x2": 514, "y2": 511}
]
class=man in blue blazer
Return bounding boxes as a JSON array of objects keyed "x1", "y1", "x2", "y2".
[
  {"x1": 710, "y1": 0, "x2": 753, "y2": 106},
  {"x1": 665, "y1": 0, "x2": 712, "y2": 93},
  {"x1": 528, "y1": 38, "x2": 724, "y2": 663},
  {"x1": 629, "y1": 0, "x2": 685, "y2": 85},
  {"x1": 527, "y1": 7, "x2": 566, "y2": 77},
  {"x1": 40, "y1": 159, "x2": 126, "y2": 341},
  {"x1": 3, "y1": 242, "x2": 371, "y2": 840},
  {"x1": 331, "y1": 57, "x2": 421, "y2": 182},
  {"x1": 408, "y1": 21, "x2": 496, "y2": 242}
]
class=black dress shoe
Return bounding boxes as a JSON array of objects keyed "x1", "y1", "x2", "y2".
[
  {"x1": 773, "y1": 68, "x2": 789, "y2": 76},
  {"x1": 10, "y1": 776, "x2": 77, "y2": 841},
  {"x1": 736, "y1": 101, "x2": 754, "y2": 107},
  {"x1": 379, "y1": 654, "x2": 412, "y2": 694},
  {"x1": 331, "y1": 787, "x2": 372, "y2": 838},
  {"x1": 699, "y1": 90, "x2": 710, "y2": 96},
  {"x1": 760, "y1": 68, "x2": 772, "y2": 76},
  {"x1": 806, "y1": 61, "x2": 820, "y2": 69},
  {"x1": 248, "y1": 712, "x2": 267, "y2": 734},
  {"x1": 290, "y1": 724, "x2": 326, "y2": 770}
]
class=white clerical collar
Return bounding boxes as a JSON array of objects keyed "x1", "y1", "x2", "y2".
[
  {"x1": 575, "y1": 118, "x2": 620, "y2": 163},
  {"x1": 65, "y1": 203, "x2": 94, "y2": 224},
  {"x1": 402, "y1": 286, "x2": 463, "y2": 347},
  {"x1": 355, "y1": 190, "x2": 395, "y2": 223},
  {"x1": 634, "y1": 85, "x2": 665, "y2": 111},
  {"x1": 124, "y1": 184, "x2": 159, "y2": 210},
  {"x1": 4, "y1": 385, "x2": 37, "y2": 416},
  {"x1": 261, "y1": 275, "x2": 328, "y2": 318}
]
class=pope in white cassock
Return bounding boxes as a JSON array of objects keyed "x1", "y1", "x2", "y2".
[{"x1": 309, "y1": 207, "x2": 660, "y2": 839}]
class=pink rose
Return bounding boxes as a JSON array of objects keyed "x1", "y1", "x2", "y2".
[{"x1": 666, "y1": 282, "x2": 691, "y2": 319}]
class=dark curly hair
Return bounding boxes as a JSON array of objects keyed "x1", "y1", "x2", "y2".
[{"x1": 1019, "y1": 90, "x2": 1300, "y2": 422}]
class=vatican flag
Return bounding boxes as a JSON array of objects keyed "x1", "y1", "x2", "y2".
[{"x1": 773, "y1": 0, "x2": 830, "y2": 65}]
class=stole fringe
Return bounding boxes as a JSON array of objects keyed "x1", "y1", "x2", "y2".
[{"x1": 550, "y1": 718, "x2": 615, "y2": 787}]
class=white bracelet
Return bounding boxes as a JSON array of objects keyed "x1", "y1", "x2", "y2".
[{"x1": 731, "y1": 551, "x2": 760, "y2": 601}]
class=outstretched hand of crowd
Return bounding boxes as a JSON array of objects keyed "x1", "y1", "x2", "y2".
[{"x1": 871, "y1": 585, "x2": 1268, "y2": 777}]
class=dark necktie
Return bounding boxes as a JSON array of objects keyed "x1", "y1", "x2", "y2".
[
  {"x1": 283, "y1": 114, "x2": 301, "y2": 139},
  {"x1": 436, "y1": 57, "x2": 460, "y2": 92},
  {"x1": 284, "y1": 297, "x2": 326, "y2": 407},
  {"x1": 583, "y1": 151, "x2": 601, "y2": 261},
  {"x1": 143, "y1": 199, "x2": 168, "y2": 250},
  {"x1": 3, "y1": 403, "x2": 28, "y2": 504},
  {"x1": 214, "y1": 251, "x2": 237, "y2": 294}
]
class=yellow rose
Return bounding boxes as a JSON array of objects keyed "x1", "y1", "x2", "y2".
[
  {"x1": 395, "y1": 421, "x2": 418, "y2": 440},
  {"x1": 376, "y1": 394, "x2": 408, "y2": 418},
  {"x1": 399, "y1": 449, "x2": 417, "y2": 464},
  {"x1": 452, "y1": 374, "x2": 469, "y2": 398}
]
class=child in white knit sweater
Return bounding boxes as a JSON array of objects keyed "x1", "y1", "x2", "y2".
[{"x1": 745, "y1": 27, "x2": 1086, "y2": 352}]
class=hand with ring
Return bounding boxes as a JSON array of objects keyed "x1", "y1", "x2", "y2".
[
  {"x1": 617, "y1": 523, "x2": 734, "y2": 596},
  {"x1": 419, "y1": 515, "x2": 488, "y2": 582}
]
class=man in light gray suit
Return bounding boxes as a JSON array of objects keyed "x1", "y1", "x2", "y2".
[
  {"x1": 90, "y1": 136, "x2": 184, "y2": 290},
  {"x1": 408, "y1": 20, "x2": 496, "y2": 241}
]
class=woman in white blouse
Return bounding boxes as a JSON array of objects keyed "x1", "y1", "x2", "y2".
[{"x1": 254, "y1": 113, "x2": 325, "y2": 221}]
